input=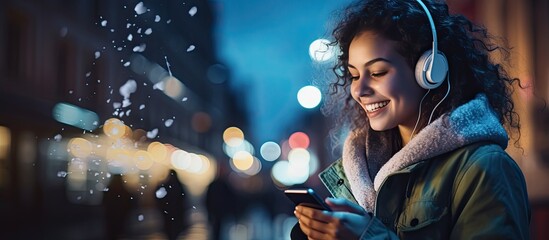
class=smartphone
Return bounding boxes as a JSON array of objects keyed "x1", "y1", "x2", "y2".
[{"x1": 284, "y1": 188, "x2": 332, "y2": 211}]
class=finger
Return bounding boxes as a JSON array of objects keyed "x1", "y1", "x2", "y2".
[
  {"x1": 325, "y1": 198, "x2": 366, "y2": 215},
  {"x1": 296, "y1": 207, "x2": 338, "y2": 237},
  {"x1": 297, "y1": 205, "x2": 336, "y2": 224},
  {"x1": 299, "y1": 221, "x2": 332, "y2": 240}
]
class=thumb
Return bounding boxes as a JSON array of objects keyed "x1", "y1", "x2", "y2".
[{"x1": 325, "y1": 197, "x2": 366, "y2": 215}]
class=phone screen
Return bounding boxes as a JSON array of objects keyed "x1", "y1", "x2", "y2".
[{"x1": 284, "y1": 188, "x2": 331, "y2": 211}]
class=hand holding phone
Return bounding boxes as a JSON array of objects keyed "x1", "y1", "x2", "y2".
[{"x1": 284, "y1": 188, "x2": 332, "y2": 211}]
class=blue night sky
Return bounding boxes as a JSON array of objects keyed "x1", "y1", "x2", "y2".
[{"x1": 212, "y1": 1, "x2": 352, "y2": 144}]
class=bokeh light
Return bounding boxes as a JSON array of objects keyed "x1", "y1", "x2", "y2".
[
  {"x1": 67, "y1": 138, "x2": 93, "y2": 158},
  {"x1": 297, "y1": 85, "x2": 322, "y2": 109},
  {"x1": 241, "y1": 156, "x2": 262, "y2": 176},
  {"x1": 52, "y1": 102, "x2": 99, "y2": 131},
  {"x1": 288, "y1": 132, "x2": 310, "y2": 149},
  {"x1": 162, "y1": 76, "x2": 185, "y2": 99},
  {"x1": 288, "y1": 148, "x2": 310, "y2": 165},
  {"x1": 192, "y1": 112, "x2": 212, "y2": 133},
  {"x1": 223, "y1": 127, "x2": 244, "y2": 147},
  {"x1": 147, "y1": 141, "x2": 167, "y2": 163},
  {"x1": 171, "y1": 149, "x2": 191, "y2": 170},
  {"x1": 308, "y1": 38, "x2": 335, "y2": 62},
  {"x1": 186, "y1": 153, "x2": 203, "y2": 173},
  {"x1": 133, "y1": 150, "x2": 154, "y2": 170},
  {"x1": 270, "y1": 161, "x2": 297, "y2": 186},
  {"x1": 223, "y1": 138, "x2": 255, "y2": 158},
  {"x1": 231, "y1": 151, "x2": 254, "y2": 172},
  {"x1": 194, "y1": 155, "x2": 211, "y2": 174},
  {"x1": 103, "y1": 118, "x2": 126, "y2": 139},
  {"x1": 105, "y1": 148, "x2": 132, "y2": 173},
  {"x1": 260, "y1": 141, "x2": 281, "y2": 161},
  {"x1": 207, "y1": 64, "x2": 228, "y2": 84}
]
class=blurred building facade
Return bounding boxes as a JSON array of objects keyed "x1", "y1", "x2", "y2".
[{"x1": 0, "y1": 0, "x2": 247, "y2": 239}]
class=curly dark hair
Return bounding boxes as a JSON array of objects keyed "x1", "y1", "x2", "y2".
[{"x1": 325, "y1": 0, "x2": 521, "y2": 150}]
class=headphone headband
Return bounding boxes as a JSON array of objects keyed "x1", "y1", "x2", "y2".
[{"x1": 414, "y1": 0, "x2": 449, "y2": 89}]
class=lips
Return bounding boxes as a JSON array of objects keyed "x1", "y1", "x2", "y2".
[{"x1": 365, "y1": 101, "x2": 389, "y2": 113}]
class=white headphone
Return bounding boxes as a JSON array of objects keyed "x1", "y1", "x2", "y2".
[{"x1": 414, "y1": 0, "x2": 449, "y2": 89}]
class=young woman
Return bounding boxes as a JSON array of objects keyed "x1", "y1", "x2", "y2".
[{"x1": 292, "y1": 0, "x2": 530, "y2": 239}]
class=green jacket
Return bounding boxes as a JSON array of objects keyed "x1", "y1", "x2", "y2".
[
  {"x1": 319, "y1": 142, "x2": 530, "y2": 239},
  {"x1": 316, "y1": 94, "x2": 530, "y2": 239}
]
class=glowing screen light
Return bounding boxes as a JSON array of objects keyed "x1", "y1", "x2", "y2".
[
  {"x1": 297, "y1": 86, "x2": 322, "y2": 109},
  {"x1": 52, "y1": 102, "x2": 100, "y2": 131},
  {"x1": 288, "y1": 132, "x2": 310, "y2": 149},
  {"x1": 309, "y1": 38, "x2": 335, "y2": 62},
  {"x1": 260, "y1": 141, "x2": 281, "y2": 161}
]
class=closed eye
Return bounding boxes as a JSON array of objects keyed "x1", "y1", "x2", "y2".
[{"x1": 371, "y1": 71, "x2": 387, "y2": 77}]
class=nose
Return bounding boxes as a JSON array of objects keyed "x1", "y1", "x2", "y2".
[{"x1": 352, "y1": 76, "x2": 374, "y2": 98}]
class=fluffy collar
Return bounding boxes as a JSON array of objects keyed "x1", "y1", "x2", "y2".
[{"x1": 342, "y1": 94, "x2": 508, "y2": 211}]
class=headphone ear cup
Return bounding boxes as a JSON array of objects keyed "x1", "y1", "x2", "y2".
[{"x1": 415, "y1": 50, "x2": 448, "y2": 89}]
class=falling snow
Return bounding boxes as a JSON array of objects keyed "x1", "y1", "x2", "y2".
[
  {"x1": 139, "y1": 104, "x2": 145, "y2": 110},
  {"x1": 186, "y1": 45, "x2": 195, "y2": 52},
  {"x1": 138, "y1": 214, "x2": 144, "y2": 221},
  {"x1": 164, "y1": 119, "x2": 174, "y2": 127},
  {"x1": 133, "y1": 44, "x2": 146, "y2": 52},
  {"x1": 119, "y1": 79, "x2": 137, "y2": 100},
  {"x1": 134, "y1": 2, "x2": 147, "y2": 15},
  {"x1": 122, "y1": 99, "x2": 131, "y2": 108},
  {"x1": 144, "y1": 28, "x2": 152, "y2": 35},
  {"x1": 95, "y1": 51, "x2": 101, "y2": 59},
  {"x1": 101, "y1": 20, "x2": 107, "y2": 27},
  {"x1": 155, "y1": 15, "x2": 161, "y2": 22},
  {"x1": 189, "y1": 6, "x2": 198, "y2": 16},
  {"x1": 153, "y1": 81, "x2": 164, "y2": 91},
  {"x1": 147, "y1": 128, "x2": 158, "y2": 139},
  {"x1": 57, "y1": 171, "x2": 68, "y2": 178},
  {"x1": 54, "y1": 134, "x2": 62, "y2": 141},
  {"x1": 156, "y1": 187, "x2": 167, "y2": 198}
]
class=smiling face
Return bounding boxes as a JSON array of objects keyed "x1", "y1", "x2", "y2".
[{"x1": 348, "y1": 31, "x2": 426, "y2": 139}]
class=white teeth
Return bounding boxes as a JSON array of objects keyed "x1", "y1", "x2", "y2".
[{"x1": 365, "y1": 101, "x2": 389, "y2": 112}]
